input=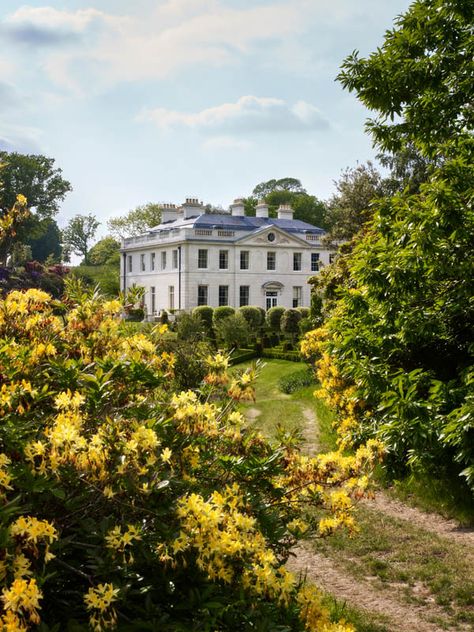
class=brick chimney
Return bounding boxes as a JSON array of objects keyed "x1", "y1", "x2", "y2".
[
  {"x1": 230, "y1": 198, "x2": 245, "y2": 216},
  {"x1": 181, "y1": 197, "x2": 203, "y2": 219},
  {"x1": 277, "y1": 204, "x2": 294, "y2": 220},
  {"x1": 256, "y1": 200, "x2": 269, "y2": 218},
  {"x1": 161, "y1": 203, "x2": 179, "y2": 223}
]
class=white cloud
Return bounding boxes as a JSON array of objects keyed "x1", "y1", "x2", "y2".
[
  {"x1": 2, "y1": 1, "x2": 307, "y2": 91},
  {"x1": 139, "y1": 95, "x2": 329, "y2": 133}
]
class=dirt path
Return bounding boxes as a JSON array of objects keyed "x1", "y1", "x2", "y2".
[
  {"x1": 361, "y1": 493, "x2": 474, "y2": 548},
  {"x1": 288, "y1": 546, "x2": 464, "y2": 632},
  {"x1": 291, "y1": 400, "x2": 474, "y2": 631}
]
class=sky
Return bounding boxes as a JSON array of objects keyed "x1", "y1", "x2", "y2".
[{"x1": 0, "y1": 0, "x2": 413, "y2": 235}]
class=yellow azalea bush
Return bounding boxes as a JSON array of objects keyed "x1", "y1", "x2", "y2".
[{"x1": 0, "y1": 283, "x2": 382, "y2": 630}]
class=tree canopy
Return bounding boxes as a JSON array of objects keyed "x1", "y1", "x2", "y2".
[
  {"x1": 87, "y1": 236, "x2": 120, "y2": 266},
  {"x1": 304, "y1": 0, "x2": 474, "y2": 491},
  {"x1": 62, "y1": 214, "x2": 100, "y2": 265},
  {"x1": 107, "y1": 203, "x2": 162, "y2": 239}
]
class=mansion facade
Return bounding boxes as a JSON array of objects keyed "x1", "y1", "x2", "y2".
[{"x1": 120, "y1": 197, "x2": 333, "y2": 316}]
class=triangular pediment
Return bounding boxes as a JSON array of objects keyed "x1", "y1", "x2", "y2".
[{"x1": 235, "y1": 225, "x2": 311, "y2": 248}]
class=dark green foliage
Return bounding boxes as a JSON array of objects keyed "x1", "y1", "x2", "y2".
[
  {"x1": 296, "y1": 307, "x2": 310, "y2": 319},
  {"x1": 176, "y1": 312, "x2": 208, "y2": 343},
  {"x1": 320, "y1": 0, "x2": 474, "y2": 489},
  {"x1": 71, "y1": 265, "x2": 119, "y2": 297},
  {"x1": 26, "y1": 218, "x2": 62, "y2": 262},
  {"x1": 212, "y1": 306, "x2": 235, "y2": 327},
  {"x1": 281, "y1": 309, "x2": 302, "y2": 336},
  {"x1": 266, "y1": 307, "x2": 285, "y2": 331},
  {"x1": 278, "y1": 368, "x2": 315, "y2": 394},
  {"x1": 230, "y1": 349, "x2": 258, "y2": 365},
  {"x1": 262, "y1": 349, "x2": 302, "y2": 362},
  {"x1": 337, "y1": 0, "x2": 474, "y2": 155},
  {"x1": 256, "y1": 306, "x2": 266, "y2": 327},
  {"x1": 157, "y1": 339, "x2": 214, "y2": 390},
  {"x1": 238, "y1": 306, "x2": 263, "y2": 329},
  {"x1": 192, "y1": 305, "x2": 214, "y2": 330},
  {"x1": 88, "y1": 236, "x2": 120, "y2": 266},
  {"x1": 214, "y1": 313, "x2": 250, "y2": 350}
]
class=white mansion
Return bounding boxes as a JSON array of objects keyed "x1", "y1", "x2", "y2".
[{"x1": 120, "y1": 197, "x2": 333, "y2": 316}]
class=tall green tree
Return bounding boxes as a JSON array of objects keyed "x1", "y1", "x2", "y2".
[
  {"x1": 87, "y1": 236, "x2": 120, "y2": 266},
  {"x1": 325, "y1": 162, "x2": 385, "y2": 243},
  {"x1": 0, "y1": 152, "x2": 71, "y2": 263},
  {"x1": 26, "y1": 218, "x2": 62, "y2": 263},
  {"x1": 62, "y1": 214, "x2": 100, "y2": 265},
  {"x1": 252, "y1": 177, "x2": 306, "y2": 198},
  {"x1": 310, "y1": 0, "x2": 474, "y2": 489},
  {"x1": 107, "y1": 203, "x2": 162, "y2": 239}
]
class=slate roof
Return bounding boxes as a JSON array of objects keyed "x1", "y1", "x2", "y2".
[{"x1": 150, "y1": 213, "x2": 325, "y2": 235}]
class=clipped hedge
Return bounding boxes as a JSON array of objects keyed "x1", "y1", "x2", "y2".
[
  {"x1": 193, "y1": 305, "x2": 214, "y2": 329},
  {"x1": 266, "y1": 306, "x2": 285, "y2": 331},
  {"x1": 229, "y1": 348, "x2": 258, "y2": 365},
  {"x1": 278, "y1": 367, "x2": 315, "y2": 394},
  {"x1": 212, "y1": 306, "x2": 235, "y2": 327},
  {"x1": 261, "y1": 348, "x2": 303, "y2": 362},
  {"x1": 238, "y1": 306, "x2": 263, "y2": 329}
]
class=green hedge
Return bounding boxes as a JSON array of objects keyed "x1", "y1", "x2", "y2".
[
  {"x1": 261, "y1": 349, "x2": 303, "y2": 362},
  {"x1": 229, "y1": 348, "x2": 258, "y2": 365},
  {"x1": 278, "y1": 368, "x2": 315, "y2": 394}
]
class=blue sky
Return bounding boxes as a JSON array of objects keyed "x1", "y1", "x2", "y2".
[{"x1": 0, "y1": 0, "x2": 412, "y2": 234}]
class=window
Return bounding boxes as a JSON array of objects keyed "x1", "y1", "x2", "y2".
[
  {"x1": 150, "y1": 286, "x2": 156, "y2": 314},
  {"x1": 140, "y1": 254, "x2": 146, "y2": 272},
  {"x1": 151, "y1": 252, "x2": 156, "y2": 271},
  {"x1": 293, "y1": 286, "x2": 302, "y2": 308},
  {"x1": 127, "y1": 255, "x2": 132, "y2": 272},
  {"x1": 219, "y1": 285, "x2": 228, "y2": 306},
  {"x1": 198, "y1": 249, "x2": 208, "y2": 269},
  {"x1": 293, "y1": 252, "x2": 302, "y2": 271},
  {"x1": 267, "y1": 251, "x2": 276, "y2": 270},
  {"x1": 197, "y1": 285, "x2": 208, "y2": 306},
  {"x1": 161, "y1": 251, "x2": 167, "y2": 269},
  {"x1": 168, "y1": 286, "x2": 175, "y2": 310},
  {"x1": 219, "y1": 250, "x2": 228, "y2": 270},
  {"x1": 240, "y1": 250, "x2": 249, "y2": 270},
  {"x1": 329, "y1": 253, "x2": 337, "y2": 264},
  {"x1": 311, "y1": 252, "x2": 320, "y2": 272},
  {"x1": 172, "y1": 250, "x2": 178, "y2": 269},
  {"x1": 239, "y1": 286, "x2": 249, "y2": 307}
]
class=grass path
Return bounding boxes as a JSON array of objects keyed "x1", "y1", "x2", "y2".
[{"x1": 238, "y1": 359, "x2": 474, "y2": 632}]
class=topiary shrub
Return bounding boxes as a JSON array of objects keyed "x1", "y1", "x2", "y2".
[
  {"x1": 238, "y1": 306, "x2": 262, "y2": 330},
  {"x1": 296, "y1": 307, "x2": 310, "y2": 319},
  {"x1": 265, "y1": 306, "x2": 285, "y2": 331},
  {"x1": 256, "y1": 306, "x2": 266, "y2": 326},
  {"x1": 281, "y1": 308, "x2": 302, "y2": 337},
  {"x1": 214, "y1": 313, "x2": 250, "y2": 350},
  {"x1": 212, "y1": 306, "x2": 235, "y2": 328},
  {"x1": 193, "y1": 305, "x2": 214, "y2": 330}
]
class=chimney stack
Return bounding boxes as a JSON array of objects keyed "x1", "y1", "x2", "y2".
[
  {"x1": 161, "y1": 203, "x2": 178, "y2": 223},
  {"x1": 277, "y1": 204, "x2": 294, "y2": 220},
  {"x1": 230, "y1": 198, "x2": 245, "y2": 216},
  {"x1": 182, "y1": 197, "x2": 203, "y2": 219},
  {"x1": 256, "y1": 200, "x2": 269, "y2": 218}
]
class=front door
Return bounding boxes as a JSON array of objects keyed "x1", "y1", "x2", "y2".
[{"x1": 266, "y1": 291, "x2": 278, "y2": 310}]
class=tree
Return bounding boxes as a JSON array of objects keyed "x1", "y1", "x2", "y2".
[
  {"x1": 249, "y1": 178, "x2": 328, "y2": 227},
  {"x1": 305, "y1": 0, "x2": 474, "y2": 489},
  {"x1": 107, "y1": 203, "x2": 162, "y2": 239},
  {"x1": 62, "y1": 214, "x2": 100, "y2": 265},
  {"x1": 253, "y1": 178, "x2": 306, "y2": 198},
  {"x1": 87, "y1": 236, "x2": 120, "y2": 266},
  {"x1": 337, "y1": 0, "x2": 473, "y2": 156},
  {"x1": 26, "y1": 218, "x2": 62, "y2": 263},
  {"x1": 324, "y1": 162, "x2": 385, "y2": 243},
  {"x1": 0, "y1": 152, "x2": 71, "y2": 263}
]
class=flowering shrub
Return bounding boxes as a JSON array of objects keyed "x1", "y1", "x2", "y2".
[{"x1": 0, "y1": 285, "x2": 383, "y2": 630}]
